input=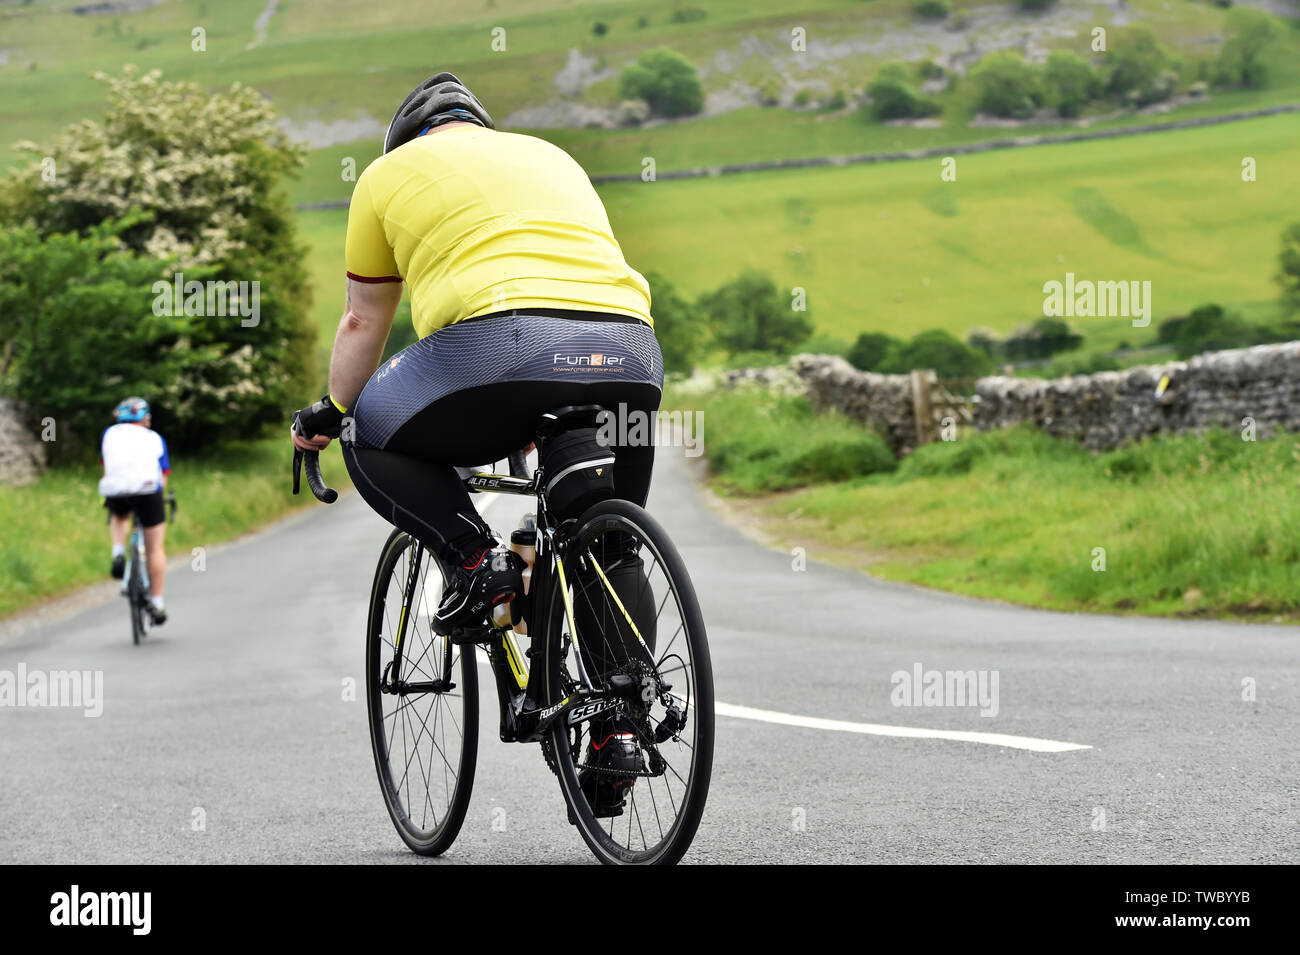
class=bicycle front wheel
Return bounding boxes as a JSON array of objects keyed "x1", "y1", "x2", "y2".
[
  {"x1": 366, "y1": 529, "x2": 478, "y2": 856},
  {"x1": 544, "y1": 499, "x2": 714, "y2": 865}
]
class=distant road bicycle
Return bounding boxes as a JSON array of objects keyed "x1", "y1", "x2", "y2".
[
  {"x1": 121, "y1": 493, "x2": 175, "y2": 645},
  {"x1": 294, "y1": 404, "x2": 714, "y2": 864}
]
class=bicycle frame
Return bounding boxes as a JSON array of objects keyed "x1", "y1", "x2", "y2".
[{"x1": 382, "y1": 459, "x2": 642, "y2": 746}]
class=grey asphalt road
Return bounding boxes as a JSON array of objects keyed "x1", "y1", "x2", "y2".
[{"x1": 1, "y1": 445, "x2": 1296, "y2": 864}]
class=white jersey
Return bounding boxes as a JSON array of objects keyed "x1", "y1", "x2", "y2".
[{"x1": 99, "y1": 423, "x2": 170, "y2": 498}]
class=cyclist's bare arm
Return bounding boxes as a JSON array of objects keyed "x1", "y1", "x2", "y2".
[
  {"x1": 330, "y1": 279, "x2": 403, "y2": 406},
  {"x1": 293, "y1": 278, "x2": 402, "y2": 452}
]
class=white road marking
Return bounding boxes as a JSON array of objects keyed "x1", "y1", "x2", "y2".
[
  {"x1": 466, "y1": 659, "x2": 1088, "y2": 753},
  {"x1": 466, "y1": 462, "x2": 1088, "y2": 754},
  {"x1": 715, "y1": 701, "x2": 1091, "y2": 753}
]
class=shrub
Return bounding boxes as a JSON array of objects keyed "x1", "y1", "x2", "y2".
[
  {"x1": 970, "y1": 51, "x2": 1044, "y2": 118},
  {"x1": 618, "y1": 47, "x2": 704, "y2": 117},
  {"x1": 878, "y1": 329, "x2": 994, "y2": 377},
  {"x1": 669, "y1": 6, "x2": 708, "y2": 23},
  {"x1": 913, "y1": 0, "x2": 950, "y2": 19},
  {"x1": 1001, "y1": 318, "x2": 1085, "y2": 361},
  {"x1": 1157, "y1": 304, "x2": 1261, "y2": 358},
  {"x1": 801, "y1": 332, "x2": 851, "y2": 357},
  {"x1": 1016, "y1": 0, "x2": 1057, "y2": 9},
  {"x1": 699, "y1": 269, "x2": 813, "y2": 357},
  {"x1": 1043, "y1": 50, "x2": 1101, "y2": 117},
  {"x1": 1106, "y1": 26, "x2": 1180, "y2": 106},
  {"x1": 917, "y1": 59, "x2": 947, "y2": 82},
  {"x1": 644, "y1": 272, "x2": 702, "y2": 374},
  {"x1": 847, "y1": 332, "x2": 900, "y2": 371},
  {"x1": 592, "y1": 21, "x2": 608, "y2": 36},
  {"x1": 1213, "y1": 7, "x2": 1285, "y2": 88},
  {"x1": 866, "y1": 62, "x2": 942, "y2": 120},
  {"x1": 615, "y1": 98, "x2": 651, "y2": 126}
]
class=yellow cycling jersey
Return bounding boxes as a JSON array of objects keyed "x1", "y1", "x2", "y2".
[{"x1": 344, "y1": 125, "x2": 653, "y2": 338}]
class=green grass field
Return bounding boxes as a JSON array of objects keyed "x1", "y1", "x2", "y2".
[
  {"x1": 292, "y1": 111, "x2": 1300, "y2": 361},
  {"x1": 5, "y1": 0, "x2": 1299, "y2": 173}
]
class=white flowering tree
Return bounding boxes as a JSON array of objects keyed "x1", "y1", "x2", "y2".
[{"x1": 0, "y1": 67, "x2": 317, "y2": 455}]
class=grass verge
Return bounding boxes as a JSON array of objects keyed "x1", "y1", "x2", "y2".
[
  {"x1": 672, "y1": 383, "x2": 1300, "y2": 621},
  {"x1": 0, "y1": 437, "x2": 352, "y2": 619}
]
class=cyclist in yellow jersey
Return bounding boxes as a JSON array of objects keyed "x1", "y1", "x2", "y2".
[{"x1": 290, "y1": 78, "x2": 663, "y2": 803}]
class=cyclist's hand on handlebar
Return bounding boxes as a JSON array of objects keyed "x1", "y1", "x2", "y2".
[
  {"x1": 291, "y1": 394, "x2": 346, "y2": 452},
  {"x1": 292, "y1": 428, "x2": 330, "y2": 453}
]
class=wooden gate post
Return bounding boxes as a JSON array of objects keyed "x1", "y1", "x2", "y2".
[{"x1": 911, "y1": 368, "x2": 936, "y2": 448}]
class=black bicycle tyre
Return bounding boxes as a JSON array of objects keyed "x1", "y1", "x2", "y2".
[
  {"x1": 128, "y1": 542, "x2": 145, "y2": 645},
  {"x1": 544, "y1": 499, "x2": 714, "y2": 865},
  {"x1": 366, "y1": 529, "x2": 479, "y2": 856}
]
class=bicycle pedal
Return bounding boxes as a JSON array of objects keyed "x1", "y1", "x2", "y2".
[{"x1": 446, "y1": 623, "x2": 491, "y2": 645}]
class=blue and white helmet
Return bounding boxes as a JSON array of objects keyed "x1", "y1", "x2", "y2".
[{"x1": 114, "y1": 396, "x2": 150, "y2": 423}]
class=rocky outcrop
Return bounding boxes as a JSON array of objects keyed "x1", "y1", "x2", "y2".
[{"x1": 0, "y1": 398, "x2": 45, "y2": 486}]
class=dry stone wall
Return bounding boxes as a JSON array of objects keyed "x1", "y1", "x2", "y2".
[{"x1": 720, "y1": 341, "x2": 1300, "y2": 455}]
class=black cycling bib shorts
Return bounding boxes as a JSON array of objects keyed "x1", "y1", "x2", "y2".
[{"x1": 340, "y1": 310, "x2": 664, "y2": 567}]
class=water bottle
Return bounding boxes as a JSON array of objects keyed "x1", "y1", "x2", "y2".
[{"x1": 508, "y1": 514, "x2": 536, "y2": 634}]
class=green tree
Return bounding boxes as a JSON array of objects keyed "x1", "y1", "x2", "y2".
[
  {"x1": 866, "y1": 62, "x2": 942, "y2": 120},
  {"x1": 1002, "y1": 318, "x2": 1084, "y2": 360},
  {"x1": 970, "y1": 52, "x2": 1044, "y2": 118},
  {"x1": 618, "y1": 48, "x2": 704, "y2": 117},
  {"x1": 0, "y1": 223, "x2": 198, "y2": 459},
  {"x1": 1157, "y1": 304, "x2": 1260, "y2": 359},
  {"x1": 1043, "y1": 51, "x2": 1101, "y2": 117},
  {"x1": 878, "y1": 329, "x2": 993, "y2": 377},
  {"x1": 912, "y1": 0, "x2": 950, "y2": 19},
  {"x1": 1213, "y1": 7, "x2": 1285, "y2": 88},
  {"x1": 0, "y1": 67, "x2": 317, "y2": 450},
  {"x1": 1106, "y1": 26, "x2": 1178, "y2": 105},
  {"x1": 847, "y1": 331, "x2": 900, "y2": 371},
  {"x1": 700, "y1": 270, "x2": 812, "y2": 356},
  {"x1": 644, "y1": 271, "x2": 701, "y2": 374}
]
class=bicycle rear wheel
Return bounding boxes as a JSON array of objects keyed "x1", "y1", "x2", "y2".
[
  {"x1": 127, "y1": 541, "x2": 146, "y2": 645},
  {"x1": 366, "y1": 529, "x2": 479, "y2": 856},
  {"x1": 544, "y1": 499, "x2": 714, "y2": 864}
]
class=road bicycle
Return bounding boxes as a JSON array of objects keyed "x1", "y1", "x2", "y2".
[
  {"x1": 293, "y1": 404, "x2": 714, "y2": 865},
  {"x1": 119, "y1": 494, "x2": 176, "y2": 645}
]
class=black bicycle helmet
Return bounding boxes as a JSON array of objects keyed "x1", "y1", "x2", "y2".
[{"x1": 383, "y1": 72, "x2": 495, "y2": 154}]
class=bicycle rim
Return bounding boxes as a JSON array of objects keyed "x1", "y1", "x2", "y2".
[
  {"x1": 366, "y1": 530, "x2": 478, "y2": 856},
  {"x1": 545, "y1": 499, "x2": 714, "y2": 864}
]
